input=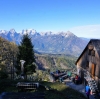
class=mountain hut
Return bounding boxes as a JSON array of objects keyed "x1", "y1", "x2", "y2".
[{"x1": 75, "y1": 39, "x2": 100, "y2": 91}]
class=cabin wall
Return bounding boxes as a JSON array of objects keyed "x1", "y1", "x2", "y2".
[
  {"x1": 76, "y1": 51, "x2": 88, "y2": 69},
  {"x1": 94, "y1": 50, "x2": 100, "y2": 79},
  {"x1": 89, "y1": 47, "x2": 100, "y2": 80},
  {"x1": 98, "y1": 79, "x2": 100, "y2": 91},
  {"x1": 76, "y1": 50, "x2": 88, "y2": 83},
  {"x1": 77, "y1": 47, "x2": 100, "y2": 77},
  {"x1": 89, "y1": 48, "x2": 100, "y2": 90},
  {"x1": 94, "y1": 50, "x2": 100, "y2": 90},
  {"x1": 76, "y1": 45, "x2": 100, "y2": 90}
]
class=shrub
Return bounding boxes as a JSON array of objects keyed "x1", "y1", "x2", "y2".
[{"x1": 0, "y1": 71, "x2": 8, "y2": 79}]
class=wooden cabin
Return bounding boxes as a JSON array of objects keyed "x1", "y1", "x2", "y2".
[{"x1": 75, "y1": 39, "x2": 100, "y2": 90}]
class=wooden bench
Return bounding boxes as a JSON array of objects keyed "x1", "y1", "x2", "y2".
[{"x1": 16, "y1": 82, "x2": 39, "y2": 92}]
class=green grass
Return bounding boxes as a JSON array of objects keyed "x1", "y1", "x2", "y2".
[
  {"x1": 0, "y1": 80, "x2": 87, "y2": 99},
  {"x1": 40, "y1": 81, "x2": 87, "y2": 99}
]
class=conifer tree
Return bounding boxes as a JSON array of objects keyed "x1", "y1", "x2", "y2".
[{"x1": 16, "y1": 33, "x2": 36, "y2": 78}]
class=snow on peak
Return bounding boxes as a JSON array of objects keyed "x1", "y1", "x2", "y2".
[
  {"x1": 67, "y1": 31, "x2": 74, "y2": 35},
  {"x1": 20, "y1": 29, "x2": 37, "y2": 35},
  {"x1": 27, "y1": 29, "x2": 37, "y2": 35},
  {"x1": 0, "y1": 29, "x2": 75, "y2": 38},
  {"x1": 9, "y1": 29, "x2": 16, "y2": 37},
  {"x1": 0, "y1": 30, "x2": 8, "y2": 35},
  {"x1": 9, "y1": 29, "x2": 16, "y2": 33},
  {"x1": 39, "y1": 31, "x2": 74, "y2": 37},
  {"x1": 58, "y1": 31, "x2": 75, "y2": 37},
  {"x1": 40, "y1": 31, "x2": 53, "y2": 36},
  {"x1": 0, "y1": 30, "x2": 6, "y2": 34}
]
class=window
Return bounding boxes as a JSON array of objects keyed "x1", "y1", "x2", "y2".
[
  {"x1": 88, "y1": 49, "x2": 95, "y2": 56},
  {"x1": 88, "y1": 49, "x2": 91, "y2": 55},
  {"x1": 91, "y1": 50, "x2": 95, "y2": 56}
]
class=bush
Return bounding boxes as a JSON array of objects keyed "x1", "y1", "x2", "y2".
[{"x1": 0, "y1": 71, "x2": 8, "y2": 79}]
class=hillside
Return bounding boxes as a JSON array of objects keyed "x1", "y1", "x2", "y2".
[
  {"x1": 0, "y1": 36, "x2": 77, "y2": 73},
  {"x1": 0, "y1": 29, "x2": 89, "y2": 56},
  {"x1": 0, "y1": 35, "x2": 78, "y2": 74},
  {"x1": 35, "y1": 53, "x2": 77, "y2": 71}
]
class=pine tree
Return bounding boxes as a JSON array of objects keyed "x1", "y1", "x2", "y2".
[{"x1": 16, "y1": 33, "x2": 36, "y2": 78}]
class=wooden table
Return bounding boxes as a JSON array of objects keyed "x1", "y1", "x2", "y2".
[{"x1": 16, "y1": 82, "x2": 39, "y2": 92}]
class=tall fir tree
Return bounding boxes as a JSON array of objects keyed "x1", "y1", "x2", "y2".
[{"x1": 16, "y1": 33, "x2": 36, "y2": 78}]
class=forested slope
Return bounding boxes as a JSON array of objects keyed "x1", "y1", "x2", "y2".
[
  {"x1": 0, "y1": 37, "x2": 18, "y2": 76},
  {"x1": 35, "y1": 54, "x2": 77, "y2": 71}
]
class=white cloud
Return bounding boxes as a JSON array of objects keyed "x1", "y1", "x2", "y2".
[{"x1": 69, "y1": 25, "x2": 100, "y2": 38}]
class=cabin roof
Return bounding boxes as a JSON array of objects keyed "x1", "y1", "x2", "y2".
[{"x1": 75, "y1": 39, "x2": 100, "y2": 65}]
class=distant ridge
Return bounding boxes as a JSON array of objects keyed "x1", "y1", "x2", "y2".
[{"x1": 0, "y1": 29, "x2": 88, "y2": 56}]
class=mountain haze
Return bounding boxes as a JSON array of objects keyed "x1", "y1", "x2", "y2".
[{"x1": 0, "y1": 29, "x2": 88, "y2": 56}]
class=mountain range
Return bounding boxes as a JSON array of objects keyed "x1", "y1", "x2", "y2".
[{"x1": 0, "y1": 29, "x2": 89, "y2": 56}]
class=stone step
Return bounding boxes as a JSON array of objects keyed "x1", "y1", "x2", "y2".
[
  {"x1": 90, "y1": 86, "x2": 98, "y2": 90},
  {"x1": 89, "y1": 84, "x2": 97, "y2": 87},
  {"x1": 88, "y1": 83, "x2": 97, "y2": 86}
]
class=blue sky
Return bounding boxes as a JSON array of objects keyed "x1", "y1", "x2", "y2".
[{"x1": 0, "y1": 0, "x2": 100, "y2": 38}]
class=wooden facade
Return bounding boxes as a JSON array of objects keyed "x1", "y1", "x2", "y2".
[{"x1": 75, "y1": 39, "x2": 100, "y2": 90}]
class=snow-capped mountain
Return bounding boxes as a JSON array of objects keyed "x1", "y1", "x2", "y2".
[
  {"x1": 0, "y1": 29, "x2": 75, "y2": 37},
  {"x1": 0, "y1": 29, "x2": 88, "y2": 56}
]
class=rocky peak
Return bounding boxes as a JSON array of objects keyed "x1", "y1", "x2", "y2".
[{"x1": 9, "y1": 29, "x2": 16, "y2": 34}]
